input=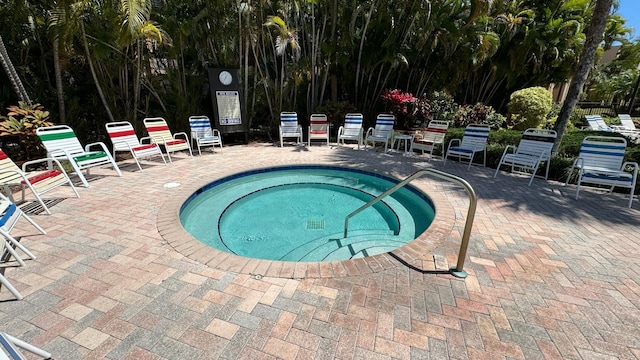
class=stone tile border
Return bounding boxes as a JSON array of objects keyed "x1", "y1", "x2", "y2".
[{"x1": 157, "y1": 163, "x2": 458, "y2": 278}]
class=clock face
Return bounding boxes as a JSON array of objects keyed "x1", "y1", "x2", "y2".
[{"x1": 219, "y1": 71, "x2": 233, "y2": 85}]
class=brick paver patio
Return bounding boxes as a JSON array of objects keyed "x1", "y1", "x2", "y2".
[{"x1": 1, "y1": 142, "x2": 639, "y2": 359}]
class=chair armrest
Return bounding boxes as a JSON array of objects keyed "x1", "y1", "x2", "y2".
[
  {"x1": 337, "y1": 126, "x2": 344, "y2": 136},
  {"x1": 173, "y1": 132, "x2": 189, "y2": 141},
  {"x1": 447, "y1": 138, "x2": 461, "y2": 148},
  {"x1": 140, "y1": 136, "x2": 152, "y2": 144},
  {"x1": 212, "y1": 129, "x2": 221, "y2": 137},
  {"x1": 85, "y1": 141, "x2": 110, "y2": 153},
  {"x1": 498, "y1": 145, "x2": 516, "y2": 158},
  {"x1": 22, "y1": 157, "x2": 66, "y2": 172},
  {"x1": 622, "y1": 161, "x2": 639, "y2": 173},
  {"x1": 365, "y1": 127, "x2": 374, "y2": 137}
]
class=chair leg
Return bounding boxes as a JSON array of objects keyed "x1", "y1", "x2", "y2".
[
  {"x1": 0, "y1": 273, "x2": 24, "y2": 300},
  {"x1": 1, "y1": 236, "x2": 27, "y2": 266}
]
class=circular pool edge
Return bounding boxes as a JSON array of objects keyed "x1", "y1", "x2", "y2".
[{"x1": 157, "y1": 164, "x2": 457, "y2": 279}]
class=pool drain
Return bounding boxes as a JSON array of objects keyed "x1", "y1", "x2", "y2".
[{"x1": 306, "y1": 219, "x2": 325, "y2": 230}]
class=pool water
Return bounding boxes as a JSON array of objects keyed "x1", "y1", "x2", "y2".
[{"x1": 180, "y1": 166, "x2": 435, "y2": 262}]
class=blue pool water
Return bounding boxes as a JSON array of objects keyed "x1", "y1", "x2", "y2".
[{"x1": 180, "y1": 165, "x2": 435, "y2": 261}]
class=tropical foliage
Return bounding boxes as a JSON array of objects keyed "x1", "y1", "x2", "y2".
[{"x1": 0, "y1": 0, "x2": 636, "y2": 145}]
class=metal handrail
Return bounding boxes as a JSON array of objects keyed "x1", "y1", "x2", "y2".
[{"x1": 343, "y1": 169, "x2": 477, "y2": 278}]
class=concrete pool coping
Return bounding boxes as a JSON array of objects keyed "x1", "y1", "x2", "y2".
[{"x1": 157, "y1": 163, "x2": 459, "y2": 278}]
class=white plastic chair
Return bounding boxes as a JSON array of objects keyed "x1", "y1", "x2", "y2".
[
  {"x1": 565, "y1": 136, "x2": 638, "y2": 208},
  {"x1": 0, "y1": 149, "x2": 79, "y2": 214},
  {"x1": 308, "y1": 114, "x2": 330, "y2": 146},
  {"x1": 410, "y1": 120, "x2": 449, "y2": 160},
  {"x1": 337, "y1": 113, "x2": 364, "y2": 149},
  {"x1": 36, "y1": 125, "x2": 122, "y2": 188},
  {"x1": 444, "y1": 124, "x2": 491, "y2": 170},
  {"x1": 279, "y1": 112, "x2": 303, "y2": 147},
  {"x1": 188, "y1": 116, "x2": 223, "y2": 155},
  {"x1": 494, "y1": 128, "x2": 557, "y2": 186},
  {"x1": 364, "y1": 114, "x2": 395, "y2": 152},
  {"x1": 105, "y1": 121, "x2": 166, "y2": 171}
]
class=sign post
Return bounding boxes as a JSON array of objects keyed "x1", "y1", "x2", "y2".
[{"x1": 208, "y1": 68, "x2": 246, "y2": 136}]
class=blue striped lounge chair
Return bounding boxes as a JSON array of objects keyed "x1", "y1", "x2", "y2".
[
  {"x1": 364, "y1": 114, "x2": 395, "y2": 152},
  {"x1": 308, "y1": 114, "x2": 330, "y2": 146},
  {"x1": 143, "y1": 117, "x2": 193, "y2": 162},
  {"x1": 36, "y1": 125, "x2": 122, "y2": 188},
  {"x1": 188, "y1": 116, "x2": 223, "y2": 155},
  {"x1": 106, "y1": 121, "x2": 166, "y2": 171},
  {"x1": 0, "y1": 193, "x2": 45, "y2": 300},
  {"x1": 494, "y1": 128, "x2": 557, "y2": 186},
  {"x1": 565, "y1": 135, "x2": 638, "y2": 208},
  {"x1": 0, "y1": 149, "x2": 79, "y2": 214},
  {"x1": 0, "y1": 331, "x2": 53, "y2": 359},
  {"x1": 279, "y1": 112, "x2": 303, "y2": 147},
  {"x1": 444, "y1": 124, "x2": 491, "y2": 170},
  {"x1": 337, "y1": 113, "x2": 364, "y2": 149}
]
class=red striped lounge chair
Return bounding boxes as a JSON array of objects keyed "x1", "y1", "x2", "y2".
[
  {"x1": 494, "y1": 128, "x2": 557, "y2": 186},
  {"x1": 0, "y1": 149, "x2": 78, "y2": 214},
  {"x1": 444, "y1": 123, "x2": 491, "y2": 170},
  {"x1": 105, "y1": 121, "x2": 166, "y2": 171},
  {"x1": 411, "y1": 120, "x2": 449, "y2": 160},
  {"x1": 364, "y1": 114, "x2": 395, "y2": 153},
  {"x1": 36, "y1": 125, "x2": 122, "y2": 188},
  {"x1": 565, "y1": 136, "x2": 638, "y2": 208},
  {"x1": 308, "y1": 114, "x2": 330, "y2": 146},
  {"x1": 337, "y1": 113, "x2": 364, "y2": 149},
  {"x1": 143, "y1": 117, "x2": 193, "y2": 161}
]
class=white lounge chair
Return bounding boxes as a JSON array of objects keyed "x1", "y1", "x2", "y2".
[
  {"x1": 36, "y1": 125, "x2": 122, "y2": 188},
  {"x1": 410, "y1": 120, "x2": 449, "y2": 159},
  {"x1": 308, "y1": 114, "x2": 330, "y2": 146},
  {"x1": 565, "y1": 136, "x2": 638, "y2": 208},
  {"x1": 337, "y1": 113, "x2": 364, "y2": 149},
  {"x1": 0, "y1": 332, "x2": 52, "y2": 359},
  {"x1": 188, "y1": 116, "x2": 223, "y2": 155},
  {"x1": 143, "y1": 117, "x2": 193, "y2": 162},
  {"x1": 364, "y1": 114, "x2": 395, "y2": 152},
  {"x1": 494, "y1": 128, "x2": 557, "y2": 186},
  {"x1": 444, "y1": 124, "x2": 491, "y2": 170},
  {"x1": 615, "y1": 114, "x2": 640, "y2": 133},
  {"x1": 279, "y1": 112, "x2": 303, "y2": 147},
  {"x1": 0, "y1": 149, "x2": 78, "y2": 214},
  {"x1": 0, "y1": 193, "x2": 45, "y2": 300},
  {"x1": 105, "y1": 121, "x2": 166, "y2": 171},
  {"x1": 585, "y1": 115, "x2": 613, "y2": 132}
]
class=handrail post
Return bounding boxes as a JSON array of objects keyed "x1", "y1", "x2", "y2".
[{"x1": 342, "y1": 169, "x2": 477, "y2": 278}]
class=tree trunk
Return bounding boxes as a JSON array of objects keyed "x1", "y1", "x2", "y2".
[
  {"x1": 53, "y1": 38, "x2": 66, "y2": 123},
  {"x1": 553, "y1": 0, "x2": 613, "y2": 152},
  {"x1": 0, "y1": 35, "x2": 31, "y2": 104},
  {"x1": 80, "y1": 21, "x2": 115, "y2": 123}
]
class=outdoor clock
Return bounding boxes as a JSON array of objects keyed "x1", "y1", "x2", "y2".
[{"x1": 219, "y1": 70, "x2": 233, "y2": 85}]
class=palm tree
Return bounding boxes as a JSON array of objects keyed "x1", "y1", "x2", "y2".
[
  {"x1": 553, "y1": 0, "x2": 614, "y2": 151},
  {"x1": 0, "y1": 35, "x2": 31, "y2": 104}
]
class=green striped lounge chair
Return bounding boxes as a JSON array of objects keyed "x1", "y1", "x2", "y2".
[
  {"x1": 279, "y1": 112, "x2": 303, "y2": 147},
  {"x1": 337, "y1": 113, "x2": 364, "y2": 149},
  {"x1": 188, "y1": 116, "x2": 223, "y2": 155},
  {"x1": 143, "y1": 117, "x2": 193, "y2": 161},
  {"x1": 494, "y1": 128, "x2": 557, "y2": 186},
  {"x1": 565, "y1": 136, "x2": 638, "y2": 208},
  {"x1": 0, "y1": 149, "x2": 79, "y2": 214},
  {"x1": 36, "y1": 125, "x2": 122, "y2": 188},
  {"x1": 444, "y1": 123, "x2": 491, "y2": 170},
  {"x1": 411, "y1": 120, "x2": 449, "y2": 160},
  {"x1": 0, "y1": 192, "x2": 45, "y2": 300},
  {"x1": 308, "y1": 113, "x2": 330, "y2": 146},
  {"x1": 105, "y1": 121, "x2": 166, "y2": 171},
  {"x1": 364, "y1": 114, "x2": 395, "y2": 152}
]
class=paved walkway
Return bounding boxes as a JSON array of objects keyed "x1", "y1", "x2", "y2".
[{"x1": 1, "y1": 143, "x2": 639, "y2": 359}]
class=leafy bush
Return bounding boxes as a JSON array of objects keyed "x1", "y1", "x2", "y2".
[
  {"x1": 428, "y1": 91, "x2": 458, "y2": 121},
  {"x1": 453, "y1": 103, "x2": 504, "y2": 128},
  {"x1": 507, "y1": 87, "x2": 553, "y2": 130},
  {"x1": 380, "y1": 89, "x2": 417, "y2": 130},
  {"x1": 0, "y1": 102, "x2": 53, "y2": 160}
]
